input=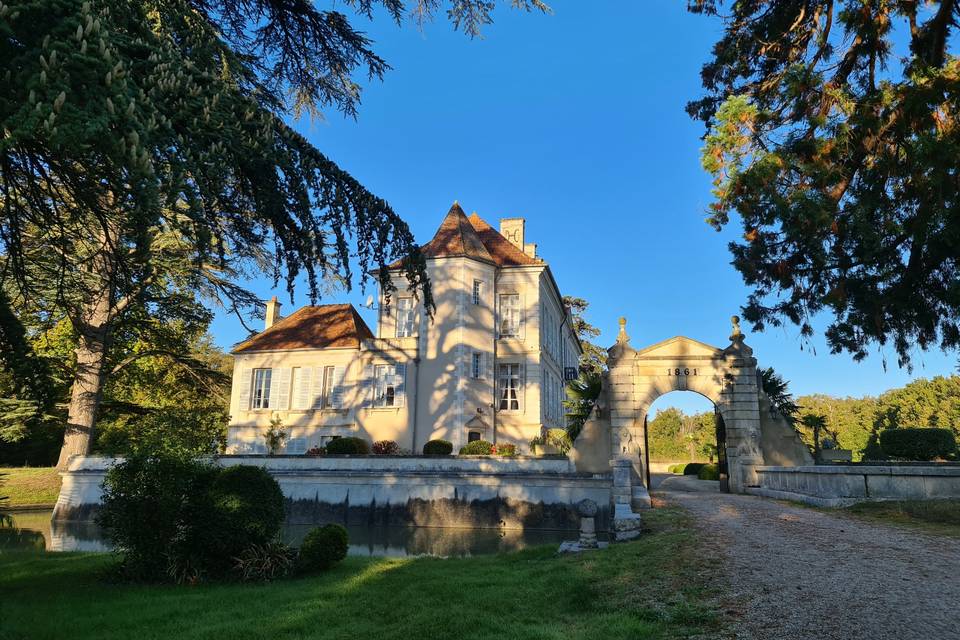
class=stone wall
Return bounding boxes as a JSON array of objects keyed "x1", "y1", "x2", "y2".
[
  {"x1": 53, "y1": 455, "x2": 613, "y2": 530},
  {"x1": 750, "y1": 465, "x2": 960, "y2": 507}
]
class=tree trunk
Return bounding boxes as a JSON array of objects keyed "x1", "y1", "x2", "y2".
[
  {"x1": 56, "y1": 232, "x2": 116, "y2": 470},
  {"x1": 56, "y1": 328, "x2": 109, "y2": 469}
]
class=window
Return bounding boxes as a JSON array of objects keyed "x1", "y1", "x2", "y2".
[
  {"x1": 374, "y1": 364, "x2": 398, "y2": 407},
  {"x1": 396, "y1": 297, "x2": 415, "y2": 338},
  {"x1": 252, "y1": 368, "x2": 272, "y2": 409},
  {"x1": 498, "y1": 363, "x2": 520, "y2": 411},
  {"x1": 468, "y1": 431, "x2": 481, "y2": 442},
  {"x1": 472, "y1": 280, "x2": 483, "y2": 305},
  {"x1": 499, "y1": 294, "x2": 520, "y2": 337},
  {"x1": 320, "y1": 365, "x2": 335, "y2": 408},
  {"x1": 471, "y1": 352, "x2": 482, "y2": 379}
]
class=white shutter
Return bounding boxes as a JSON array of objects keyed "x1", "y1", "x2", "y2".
[
  {"x1": 485, "y1": 351, "x2": 493, "y2": 383},
  {"x1": 311, "y1": 366, "x2": 326, "y2": 409},
  {"x1": 331, "y1": 365, "x2": 346, "y2": 408},
  {"x1": 236, "y1": 368, "x2": 252, "y2": 412},
  {"x1": 294, "y1": 367, "x2": 312, "y2": 410},
  {"x1": 394, "y1": 364, "x2": 407, "y2": 408},
  {"x1": 362, "y1": 365, "x2": 375, "y2": 407},
  {"x1": 519, "y1": 293, "x2": 527, "y2": 341},
  {"x1": 274, "y1": 367, "x2": 291, "y2": 410}
]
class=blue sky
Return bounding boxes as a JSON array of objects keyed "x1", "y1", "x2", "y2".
[{"x1": 210, "y1": 1, "x2": 957, "y2": 414}]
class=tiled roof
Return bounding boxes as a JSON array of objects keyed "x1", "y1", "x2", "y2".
[
  {"x1": 466, "y1": 213, "x2": 539, "y2": 266},
  {"x1": 232, "y1": 304, "x2": 374, "y2": 353},
  {"x1": 388, "y1": 202, "x2": 540, "y2": 269},
  {"x1": 418, "y1": 202, "x2": 494, "y2": 263}
]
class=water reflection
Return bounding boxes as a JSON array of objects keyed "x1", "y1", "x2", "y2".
[{"x1": 2, "y1": 510, "x2": 581, "y2": 557}]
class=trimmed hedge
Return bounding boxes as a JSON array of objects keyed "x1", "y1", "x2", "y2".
[
  {"x1": 298, "y1": 524, "x2": 349, "y2": 573},
  {"x1": 682, "y1": 463, "x2": 706, "y2": 476},
  {"x1": 880, "y1": 428, "x2": 957, "y2": 461},
  {"x1": 423, "y1": 439, "x2": 453, "y2": 455},
  {"x1": 325, "y1": 437, "x2": 370, "y2": 455},
  {"x1": 459, "y1": 440, "x2": 494, "y2": 455},
  {"x1": 697, "y1": 464, "x2": 720, "y2": 481}
]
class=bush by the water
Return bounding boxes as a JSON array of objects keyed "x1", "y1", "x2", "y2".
[
  {"x1": 880, "y1": 428, "x2": 957, "y2": 461},
  {"x1": 298, "y1": 524, "x2": 349, "y2": 573},
  {"x1": 459, "y1": 440, "x2": 494, "y2": 455},
  {"x1": 372, "y1": 440, "x2": 400, "y2": 455},
  {"x1": 232, "y1": 541, "x2": 296, "y2": 582},
  {"x1": 325, "y1": 437, "x2": 370, "y2": 455},
  {"x1": 697, "y1": 464, "x2": 720, "y2": 481},
  {"x1": 423, "y1": 439, "x2": 453, "y2": 455},
  {"x1": 98, "y1": 453, "x2": 286, "y2": 583}
]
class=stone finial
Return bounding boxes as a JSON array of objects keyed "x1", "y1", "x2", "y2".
[
  {"x1": 730, "y1": 314, "x2": 743, "y2": 342},
  {"x1": 616, "y1": 316, "x2": 630, "y2": 345},
  {"x1": 577, "y1": 498, "x2": 598, "y2": 518}
]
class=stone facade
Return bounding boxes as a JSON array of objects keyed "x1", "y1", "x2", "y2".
[{"x1": 226, "y1": 204, "x2": 581, "y2": 455}]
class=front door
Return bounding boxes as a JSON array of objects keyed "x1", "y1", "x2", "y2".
[{"x1": 715, "y1": 408, "x2": 730, "y2": 493}]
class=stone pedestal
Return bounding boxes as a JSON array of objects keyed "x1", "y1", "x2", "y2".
[{"x1": 611, "y1": 458, "x2": 642, "y2": 541}]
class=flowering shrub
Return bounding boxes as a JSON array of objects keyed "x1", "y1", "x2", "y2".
[
  {"x1": 372, "y1": 440, "x2": 400, "y2": 455},
  {"x1": 305, "y1": 446, "x2": 325, "y2": 456},
  {"x1": 459, "y1": 440, "x2": 494, "y2": 455},
  {"x1": 494, "y1": 443, "x2": 517, "y2": 457}
]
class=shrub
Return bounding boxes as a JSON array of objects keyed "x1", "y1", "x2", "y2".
[
  {"x1": 207, "y1": 465, "x2": 286, "y2": 565},
  {"x1": 423, "y1": 439, "x2": 453, "y2": 455},
  {"x1": 529, "y1": 429, "x2": 572, "y2": 454},
  {"x1": 494, "y1": 443, "x2": 517, "y2": 457},
  {"x1": 263, "y1": 416, "x2": 287, "y2": 455},
  {"x1": 305, "y1": 446, "x2": 325, "y2": 456},
  {"x1": 298, "y1": 524, "x2": 349, "y2": 573},
  {"x1": 459, "y1": 440, "x2": 494, "y2": 455},
  {"x1": 682, "y1": 463, "x2": 705, "y2": 476},
  {"x1": 880, "y1": 428, "x2": 958, "y2": 461},
  {"x1": 325, "y1": 437, "x2": 370, "y2": 455},
  {"x1": 233, "y1": 541, "x2": 296, "y2": 582},
  {"x1": 697, "y1": 464, "x2": 720, "y2": 481},
  {"x1": 372, "y1": 440, "x2": 400, "y2": 455},
  {"x1": 98, "y1": 452, "x2": 220, "y2": 581}
]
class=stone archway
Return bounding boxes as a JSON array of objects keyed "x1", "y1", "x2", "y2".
[
  {"x1": 604, "y1": 316, "x2": 763, "y2": 494},
  {"x1": 570, "y1": 316, "x2": 812, "y2": 510}
]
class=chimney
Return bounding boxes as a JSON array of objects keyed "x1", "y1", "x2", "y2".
[
  {"x1": 265, "y1": 296, "x2": 282, "y2": 330},
  {"x1": 500, "y1": 217, "x2": 537, "y2": 258}
]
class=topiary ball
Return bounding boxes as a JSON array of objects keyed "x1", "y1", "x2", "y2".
[
  {"x1": 422, "y1": 439, "x2": 453, "y2": 455},
  {"x1": 207, "y1": 465, "x2": 285, "y2": 559},
  {"x1": 298, "y1": 523, "x2": 349, "y2": 573},
  {"x1": 325, "y1": 437, "x2": 370, "y2": 455}
]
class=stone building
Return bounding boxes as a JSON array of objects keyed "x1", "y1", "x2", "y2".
[{"x1": 226, "y1": 203, "x2": 581, "y2": 454}]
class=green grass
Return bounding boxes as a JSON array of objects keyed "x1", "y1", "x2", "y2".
[
  {"x1": 0, "y1": 507, "x2": 721, "y2": 640},
  {"x1": 843, "y1": 499, "x2": 960, "y2": 537},
  {"x1": 0, "y1": 467, "x2": 61, "y2": 508}
]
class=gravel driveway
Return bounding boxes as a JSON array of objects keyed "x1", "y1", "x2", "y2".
[{"x1": 659, "y1": 488, "x2": 960, "y2": 640}]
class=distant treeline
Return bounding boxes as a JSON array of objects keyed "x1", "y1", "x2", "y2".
[{"x1": 648, "y1": 375, "x2": 960, "y2": 462}]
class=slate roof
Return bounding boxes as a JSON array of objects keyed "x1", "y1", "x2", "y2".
[{"x1": 232, "y1": 304, "x2": 374, "y2": 353}]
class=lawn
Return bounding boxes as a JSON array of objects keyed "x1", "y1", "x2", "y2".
[
  {"x1": 0, "y1": 467, "x2": 61, "y2": 508},
  {"x1": 0, "y1": 507, "x2": 721, "y2": 640},
  {"x1": 843, "y1": 499, "x2": 960, "y2": 537}
]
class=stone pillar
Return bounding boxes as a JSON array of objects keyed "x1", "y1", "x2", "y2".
[
  {"x1": 610, "y1": 457, "x2": 642, "y2": 541},
  {"x1": 577, "y1": 499, "x2": 599, "y2": 549}
]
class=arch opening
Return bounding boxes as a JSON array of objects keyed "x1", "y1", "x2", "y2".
[{"x1": 641, "y1": 391, "x2": 727, "y2": 493}]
